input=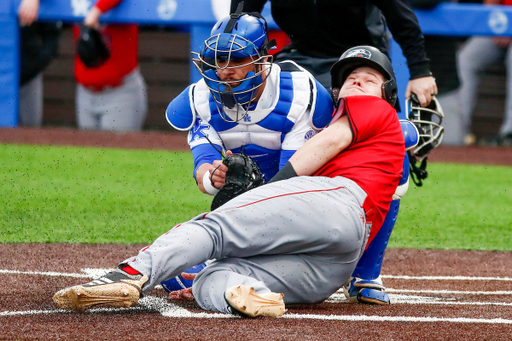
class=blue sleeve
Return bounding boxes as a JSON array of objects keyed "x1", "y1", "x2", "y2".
[
  {"x1": 191, "y1": 143, "x2": 223, "y2": 181},
  {"x1": 165, "y1": 85, "x2": 195, "y2": 131},
  {"x1": 279, "y1": 149, "x2": 296, "y2": 170}
]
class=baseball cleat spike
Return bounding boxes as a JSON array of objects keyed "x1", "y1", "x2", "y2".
[{"x1": 224, "y1": 285, "x2": 286, "y2": 318}]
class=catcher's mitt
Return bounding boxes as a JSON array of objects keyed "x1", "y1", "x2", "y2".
[
  {"x1": 77, "y1": 25, "x2": 110, "y2": 68},
  {"x1": 211, "y1": 153, "x2": 265, "y2": 210}
]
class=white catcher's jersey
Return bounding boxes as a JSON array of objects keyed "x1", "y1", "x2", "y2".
[{"x1": 166, "y1": 61, "x2": 334, "y2": 181}]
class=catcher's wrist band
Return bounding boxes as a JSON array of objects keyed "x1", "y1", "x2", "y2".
[{"x1": 203, "y1": 170, "x2": 219, "y2": 195}]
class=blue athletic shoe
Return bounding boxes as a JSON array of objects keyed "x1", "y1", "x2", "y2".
[{"x1": 343, "y1": 277, "x2": 390, "y2": 305}]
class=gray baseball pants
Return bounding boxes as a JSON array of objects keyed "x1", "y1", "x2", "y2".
[
  {"x1": 76, "y1": 68, "x2": 147, "y2": 132},
  {"x1": 18, "y1": 73, "x2": 43, "y2": 127},
  {"x1": 124, "y1": 176, "x2": 370, "y2": 313},
  {"x1": 457, "y1": 36, "x2": 512, "y2": 137}
]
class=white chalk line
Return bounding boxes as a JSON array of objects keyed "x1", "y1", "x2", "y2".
[
  {"x1": 3, "y1": 268, "x2": 512, "y2": 323},
  {"x1": 382, "y1": 275, "x2": 512, "y2": 282},
  {"x1": 5, "y1": 268, "x2": 512, "y2": 296},
  {"x1": 3, "y1": 269, "x2": 512, "y2": 282},
  {"x1": 282, "y1": 314, "x2": 512, "y2": 324},
  {"x1": 387, "y1": 288, "x2": 512, "y2": 295},
  {"x1": 0, "y1": 269, "x2": 90, "y2": 278},
  {"x1": 327, "y1": 293, "x2": 512, "y2": 306},
  {"x1": 2, "y1": 296, "x2": 512, "y2": 324}
]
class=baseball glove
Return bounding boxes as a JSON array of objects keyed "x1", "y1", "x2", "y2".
[
  {"x1": 77, "y1": 25, "x2": 110, "y2": 68},
  {"x1": 211, "y1": 153, "x2": 265, "y2": 210}
]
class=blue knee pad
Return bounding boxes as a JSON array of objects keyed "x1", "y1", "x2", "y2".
[{"x1": 160, "y1": 263, "x2": 208, "y2": 293}]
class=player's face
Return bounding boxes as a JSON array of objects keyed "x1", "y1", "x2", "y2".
[
  {"x1": 338, "y1": 67, "x2": 385, "y2": 99},
  {"x1": 216, "y1": 57, "x2": 256, "y2": 88}
]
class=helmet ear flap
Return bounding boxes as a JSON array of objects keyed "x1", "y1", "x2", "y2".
[{"x1": 381, "y1": 79, "x2": 398, "y2": 108}]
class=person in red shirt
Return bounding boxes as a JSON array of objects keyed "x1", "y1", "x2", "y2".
[
  {"x1": 53, "y1": 46, "x2": 406, "y2": 318},
  {"x1": 73, "y1": 0, "x2": 147, "y2": 131}
]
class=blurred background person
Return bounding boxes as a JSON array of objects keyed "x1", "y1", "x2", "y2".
[
  {"x1": 74, "y1": 0, "x2": 147, "y2": 132},
  {"x1": 231, "y1": 0, "x2": 438, "y2": 108},
  {"x1": 456, "y1": 0, "x2": 512, "y2": 146},
  {"x1": 18, "y1": 0, "x2": 61, "y2": 127},
  {"x1": 409, "y1": 0, "x2": 463, "y2": 145}
]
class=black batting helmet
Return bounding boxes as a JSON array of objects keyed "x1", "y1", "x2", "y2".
[{"x1": 330, "y1": 45, "x2": 398, "y2": 110}]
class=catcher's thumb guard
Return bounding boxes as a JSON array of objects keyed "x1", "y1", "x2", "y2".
[{"x1": 77, "y1": 25, "x2": 110, "y2": 68}]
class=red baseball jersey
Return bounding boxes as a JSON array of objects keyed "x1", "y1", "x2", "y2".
[
  {"x1": 73, "y1": 0, "x2": 138, "y2": 89},
  {"x1": 314, "y1": 96, "x2": 405, "y2": 247}
]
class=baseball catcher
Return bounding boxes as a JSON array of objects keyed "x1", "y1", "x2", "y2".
[
  {"x1": 161, "y1": 7, "x2": 333, "y2": 292},
  {"x1": 210, "y1": 152, "x2": 265, "y2": 211}
]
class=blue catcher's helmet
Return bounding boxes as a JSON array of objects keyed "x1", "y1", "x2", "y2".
[{"x1": 192, "y1": 5, "x2": 275, "y2": 122}]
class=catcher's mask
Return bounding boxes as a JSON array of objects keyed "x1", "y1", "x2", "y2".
[
  {"x1": 330, "y1": 45, "x2": 398, "y2": 111},
  {"x1": 192, "y1": 3, "x2": 275, "y2": 122},
  {"x1": 406, "y1": 94, "x2": 444, "y2": 162},
  {"x1": 406, "y1": 94, "x2": 445, "y2": 186}
]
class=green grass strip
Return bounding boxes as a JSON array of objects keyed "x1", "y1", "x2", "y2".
[
  {"x1": 1, "y1": 144, "x2": 511, "y2": 250},
  {"x1": 392, "y1": 162, "x2": 512, "y2": 251},
  {"x1": 1, "y1": 144, "x2": 210, "y2": 244}
]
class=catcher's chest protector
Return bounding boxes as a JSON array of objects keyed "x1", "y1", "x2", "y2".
[{"x1": 203, "y1": 68, "x2": 312, "y2": 144}]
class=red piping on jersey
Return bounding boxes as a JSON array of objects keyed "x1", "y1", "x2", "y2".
[
  {"x1": 236, "y1": 186, "x2": 347, "y2": 208},
  {"x1": 202, "y1": 186, "x2": 356, "y2": 219}
]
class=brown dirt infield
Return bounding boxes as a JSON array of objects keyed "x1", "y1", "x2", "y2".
[{"x1": 1, "y1": 127, "x2": 512, "y2": 340}]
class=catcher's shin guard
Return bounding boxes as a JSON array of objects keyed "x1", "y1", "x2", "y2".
[
  {"x1": 225, "y1": 285, "x2": 286, "y2": 318},
  {"x1": 343, "y1": 277, "x2": 390, "y2": 305},
  {"x1": 344, "y1": 199, "x2": 400, "y2": 305},
  {"x1": 53, "y1": 269, "x2": 148, "y2": 312},
  {"x1": 346, "y1": 154, "x2": 409, "y2": 305},
  {"x1": 353, "y1": 199, "x2": 400, "y2": 280}
]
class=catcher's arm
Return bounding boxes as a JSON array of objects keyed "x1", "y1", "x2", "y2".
[{"x1": 196, "y1": 151, "x2": 232, "y2": 195}]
